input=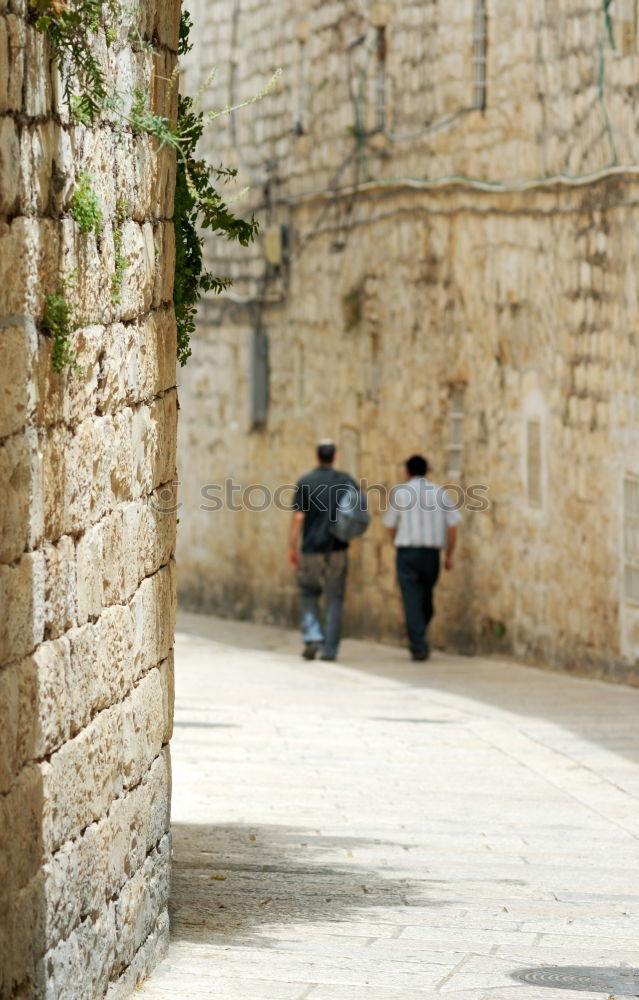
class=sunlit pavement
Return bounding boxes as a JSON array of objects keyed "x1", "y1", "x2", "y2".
[{"x1": 135, "y1": 612, "x2": 639, "y2": 1000}]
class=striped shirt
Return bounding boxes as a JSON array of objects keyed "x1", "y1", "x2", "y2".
[{"x1": 383, "y1": 477, "x2": 461, "y2": 548}]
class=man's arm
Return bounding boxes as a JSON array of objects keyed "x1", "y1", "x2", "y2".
[
  {"x1": 289, "y1": 511, "x2": 304, "y2": 569},
  {"x1": 444, "y1": 524, "x2": 457, "y2": 571},
  {"x1": 386, "y1": 526, "x2": 397, "y2": 542}
]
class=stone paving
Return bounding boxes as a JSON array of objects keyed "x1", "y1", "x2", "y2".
[{"x1": 135, "y1": 613, "x2": 639, "y2": 1000}]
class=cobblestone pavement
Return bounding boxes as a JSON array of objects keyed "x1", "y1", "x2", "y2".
[{"x1": 136, "y1": 613, "x2": 639, "y2": 1000}]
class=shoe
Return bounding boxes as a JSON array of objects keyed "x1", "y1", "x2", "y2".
[
  {"x1": 302, "y1": 642, "x2": 320, "y2": 660},
  {"x1": 320, "y1": 654, "x2": 336, "y2": 661},
  {"x1": 411, "y1": 648, "x2": 429, "y2": 662}
]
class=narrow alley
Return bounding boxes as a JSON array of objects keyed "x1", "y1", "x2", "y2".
[{"x1": 136, "y1": 613, "x2": 639, "y2": 1000}]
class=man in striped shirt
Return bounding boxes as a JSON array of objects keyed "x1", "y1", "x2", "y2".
[{"x1": 383, "y1": 455, "x2": 461, "y2": 661}]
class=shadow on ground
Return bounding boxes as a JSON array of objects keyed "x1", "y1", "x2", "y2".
[
  {"x1": 169, "y1": 821, "x2": 449, "y2": 945},
  {"x1": 177, "y1": 612, "x2": 639, "y2": 768}
]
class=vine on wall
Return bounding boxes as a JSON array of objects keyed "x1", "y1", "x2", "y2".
[{"x1": 32, "y1": 0, "x2": 261, "y2": 370}]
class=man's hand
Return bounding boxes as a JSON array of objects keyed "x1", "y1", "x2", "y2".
[
  {"x1": 445, "y1": 555, "x2": 454, "y2": 571},
  {"x1": 289, "y1": 511, "x2": 304, "y2": 570}
]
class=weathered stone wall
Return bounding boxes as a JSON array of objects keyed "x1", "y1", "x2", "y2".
[
  {"x1": 0, "y1": 0, "x2": 179, "y2": 995},
  {"x1": 177, "y1": 0, "x2": 639, "y2": 684}
]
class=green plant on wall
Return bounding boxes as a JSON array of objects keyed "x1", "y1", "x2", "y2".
[
  {"x1": 173, "y1": 95, "x2": 258, "y2": 365},
  {"x1": 111, "y1": 197, "x2": 129, "y2": 304},
  {"x1": 33, "y1": 0, "x2": 266, "y2": 370},
  {"x1": 43, "y1": 277, "x2": 80, "y2": 373},
  {"x1": 70, "y1": 172, "x2": 103, "y2": 236}
]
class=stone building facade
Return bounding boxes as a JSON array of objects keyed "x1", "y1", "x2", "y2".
[
  {"x1": 0, "y1": 0, "x2": 178, "y2": 995},
  {"x1": 178, "y1": 0, "x2": 639, "y2": 684}
]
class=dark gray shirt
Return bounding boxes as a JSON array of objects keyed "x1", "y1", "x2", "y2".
[{"x1": 293, "y1": 467, "x2": 357, "y2": 553}]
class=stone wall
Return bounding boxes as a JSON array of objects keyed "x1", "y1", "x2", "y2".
[
  {"x1": 177, "y1": 0, "x2": 639, "y2": 684},
  {"x1": 0, "y1": 0, "x2": 179, "y2": 995}
]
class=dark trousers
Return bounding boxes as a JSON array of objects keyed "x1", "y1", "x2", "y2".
[{"x1": 396, "y1": 547, "x2": 440, "y2": 655}]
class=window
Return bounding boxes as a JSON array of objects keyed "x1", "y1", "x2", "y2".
[
  {"x1": 249, "y1": 329, "x2": 269, "y2": 428},
  {"x1": 472, "y1": 0, "x2": 487, "y2": 110},
  {"x1": 624, "y1": 475, "x2": 639, "y2": 604},
  {"x1": 526, "y1": 420, "x2": 542, "y2": 507},
  {"x1": 446, "y1": 386, "x2": 465, "y2": 479},
  {"x1": 615, "y1": 0, "x2": 638, "y2": 56}
]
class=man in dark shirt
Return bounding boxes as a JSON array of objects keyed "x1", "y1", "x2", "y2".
[{"x1": 289, "y1": 440, "x2": 357, "y2": 661}]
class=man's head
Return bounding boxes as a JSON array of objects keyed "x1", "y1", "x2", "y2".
[
  {"x1": 406, "y1": 454, "x2": 428, "y2": 478},
  {"x1": 317, "y1": 439, "x2": 336, "y2": 465}
]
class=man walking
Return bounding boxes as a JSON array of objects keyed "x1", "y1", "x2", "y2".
[
  {"x1": 289, "y1": 440, "x2": 358, "y2": 662},
  {"x1": 383, "y1": 455, "x2": 460, "y2": 660}
]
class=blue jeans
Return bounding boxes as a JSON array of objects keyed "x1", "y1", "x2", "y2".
[
  {"x1": 298, "y1": 551, "x2": 348, "y2": 658},
  {"x1": 396, "y1": 547, "x2": 440, "y2": 655}
]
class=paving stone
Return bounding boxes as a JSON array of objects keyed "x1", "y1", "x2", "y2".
[{"x1": 134, "y1": 613, "x2": 639, "y2": 1000}]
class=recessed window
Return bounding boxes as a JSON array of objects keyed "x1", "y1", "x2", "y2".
[
  {"x1": 526, "y1": 420, "x2": 542, "y2": 508},
  {"x1": 472, "y1": 0, "x2": 488, "y2": 110},
  {"x1": 615, "y1": 0, "x2": 638, "y2": 56},
  {"x1": 446, "y1": 386, "x2": 465, "y2": 479},
  {"x1": 249, "y1": 329, "x2": 269, "y2": 429},
  {"x1": 624, "y1": 475, "x2": 639, "y2": 604}
]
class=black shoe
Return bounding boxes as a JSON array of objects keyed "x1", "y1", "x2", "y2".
[
  {"x1": 302, "y1": 642, "x2": 320, "y2": 660},
  {"x1": 411, "y1": 648, "x2": 429, "y2": 661},
  {"x1": 320, "y1": 654, "x2": 336, "y2": 661}
]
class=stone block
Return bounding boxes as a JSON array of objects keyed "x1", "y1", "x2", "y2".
[
  {"x1": 148, "y1": 390, "x2": 178, "y2": 490},
  {"x1": 105, "y1": 909, "x2": 169, "y2": 1000},
  {"x1": 42, "y1": 749, "x2": 170, "y2": 951},
  {"x1": 159, "y1": 653, "x2": 174, "y2": 744},
  {"x1": 138, "y1": 486, "x2": 177, "y2": 581},
  {"x1": 0, "y1": 550, "x2": 46, "y2": 665},
  {"x1": 0, "y1": 430, "x2": 34, "y2": 564},
  {"x1": 101, "y1": 506, "x2": 128, "y2": 605},
  {"x1": 131, "y1": 563, "x2": 176, "y2": 678},
  {"x1": 154, "y1": 0, "x2": 180, "y2": 51},
  {"x1": 23, "y1": 24, "x2": 51, "y2": 117},
  {"x1": 65, "y1": 622, "x2": 98, "y2": 736},
  {"x1": 112, "y1": 835, "x2": 170, "y2": 976},
  {"x1": 0, "y1": 324, "x2": 37, "y2": 439},
  {"x1": 152, "y1": 223, "x2": 175, "y2": 307},
  {"x1": 18, "y1": 120, "x2": 56, "y2": 215},
  {"x1": 0, "y1": 217, "x2": 60, "y2": 317},
  {"x1": 118, "y1": 222, "x2": 154, "y2": 321},
  {"x1": 109, "y1": 408, "x2": 134, "y2": 506},
  {"x1": 75, "y1": 522, "x2": 104, "y2": 624},
  {"x1": 0, "y1": 763, "x2": 43, "y2": 891},
  {"x1": 120, "y1": 668, "x2": 165, "y2": 790},
  {"x1": 0, "y1": 14, "x2": 25, "y2": 114},
  {"x1": 96, "y1": 322, "x2": 133, "y2": 414},
  {"x1": 50, "y1": 123, "x2": 74, "y2": 212},
  {"x1": 88, "y1": 414, "x2": 117, "y2": 523},
  {"x1": 42, "y1": 703, "x2": 124, "y2": 855},
  {"x1": 41, "y1": 666, "x2": 166, "y2": 853},
  {"x1": 16, "y1": 637, "x2": 70, "y2": 766},
  {"x1": 0, "y1": 870, "x2": 45, "y2": 998},
  {"x1": 39, "y1": 900, "x2": 117, "y2": 1000},
  {"x1": 120, "y1": 501, "x2": 143, "y2": 598},
  {"x1": 0, "y1": 115, "x2": 19, "y2": 214},
  {"x1": 0, "y1": 659, "x2": 19, "y2": 792},
  {"x1": 155, "y1": 147, "x2": 177, "y2": 221},
  {"x1": 94, "y1": 601, "x2": 135, "y2": 703},
  {"x1": 41, "y1": 419, "x2": 95, "y2": 540},
  {"x1": 44, "y1": 536, "x2": 78, "y2": 639}
]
